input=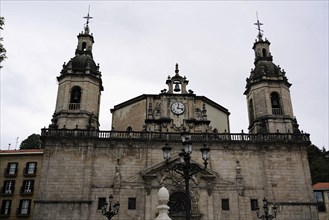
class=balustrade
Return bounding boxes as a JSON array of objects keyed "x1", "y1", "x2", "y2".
[
  {"x1": 69, "y1": 103, "x2": 80, "y2": 110},
  {"x1": 41, "y1": 128, "x2": 310, "y2": 143},
  {"x1": 272, "y1": 108, "x2": 282, "y2": 115}
]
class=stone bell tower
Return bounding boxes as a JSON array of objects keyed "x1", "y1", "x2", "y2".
[
  {"x1": 244, "y1": 17, "x2": 300, "y2": 134},
  {"x1": 49, "y1": 12, "x2": 103, "y2": 130},
  {"x1": 165, "y1": 63, "x2": 190, "y2": 94}
]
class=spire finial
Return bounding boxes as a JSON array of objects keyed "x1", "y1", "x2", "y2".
[
  {"x1": 254, "y1": 12, "x2": 263, "y2": 41},
  {"x1": 175, "y1": 63, "x2": 179, "y2": 75},
  {"x1": 83, "y1": 5, "x2": 93, "y2": 33}
]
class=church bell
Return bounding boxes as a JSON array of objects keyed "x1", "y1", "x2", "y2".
[{"x1": 174, "y1": 83, "x2": 181, "y2": 92}]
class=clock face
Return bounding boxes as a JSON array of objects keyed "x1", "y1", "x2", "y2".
[{"x1": 171, "y1": 102, "x2": 185, "y2": 115}]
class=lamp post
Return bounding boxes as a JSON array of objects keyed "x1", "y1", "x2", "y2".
[
  {"x1": 101, "y1": 194, "x2": 120, "y2": 220},
  {"x1": 256, "y1": 198, "x2": 277, "y2": 220},
  {"x1": 162, "y1": 130, "x2": 210, "y2": 220}
]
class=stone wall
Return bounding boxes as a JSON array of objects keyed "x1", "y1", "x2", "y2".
[{"x1": 33, "y1": 136, "x2": 318, "y2": 220}]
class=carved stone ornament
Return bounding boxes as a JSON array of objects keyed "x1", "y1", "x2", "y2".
[
  {"x1": 201, "y1": 175, "x2": 216, "y2": 196},
  {"x1": 142, "y1": 174, "x2": 157, "y2": 195},
  {"x1": 141, "y1": 156, "x2": 217, "y2": 197},
  {"x1": 113, "y1": 161, "x2": 122, "y2": 195},
  {"x1": 235, "y1": 160, "x2": 244, "y2": 196}
]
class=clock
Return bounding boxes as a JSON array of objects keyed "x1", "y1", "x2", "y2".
[{"x1": 171, "y1": 102, "x2": 185, "y2": 115}]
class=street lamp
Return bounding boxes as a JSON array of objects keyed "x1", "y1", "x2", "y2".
[
  {"x1": 162, "y1": 130, "x2": 210, "y2": 220},
  {"x1": 256, "y1": 198, "x2": 277, "y2": 220},
  {"x1": 101, "y1": 194, "x2": 120, "y2": 220}
]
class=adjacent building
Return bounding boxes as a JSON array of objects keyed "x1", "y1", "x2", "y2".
[
  {"x1": 0, "y1": 149, "x2": 43, "y2": 219},
  {"x1": 313, "y1": 182, "x2": 329, "y2": 220}
]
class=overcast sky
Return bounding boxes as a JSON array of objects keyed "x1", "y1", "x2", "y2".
[{"x1": 0, "y1": 1, "x2": 328, "y2": 150}]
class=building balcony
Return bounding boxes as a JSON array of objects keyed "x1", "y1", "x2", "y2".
[
  {"x1": 0, "y1": 209, "x2": 11, "y2": 218},
  {"x1": 1, "y1": 187, "x2": 14, "y2": 197},
  {"x1": 4, "y1": 168, "x2": 17, "y2": 178},
  {"x1": 20, "y1": 187, "x2": 33, "y2": 196},
  {"x1": 68, "y1": 103, "x2": 80, "y2": 110},
  {"x1": 0, "y1": 213, "x2": 10, "y2": 218},
  {"x1": 16, "y1": 208, "x2": 30, "y2": 217},
  {"x1": 23, "y1": 168, "x2": 36, "y2": 177},
  {"x1": 272, "y1": 107, "x2": 283, "y2": 115}
]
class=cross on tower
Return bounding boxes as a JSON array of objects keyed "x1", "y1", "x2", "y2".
[
  {"x1": 254, "y1": 12, "x2": 263, "y2": 41},
  {"x1": 83, "y1": 5, "x2": 93, "y2": 26}
]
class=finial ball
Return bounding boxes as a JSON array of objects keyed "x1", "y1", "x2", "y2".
[{"x1": 158, "y1": 187, "x2": 170, "y2": 201}]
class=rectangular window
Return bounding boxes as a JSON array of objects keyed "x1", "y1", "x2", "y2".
[
  {"x1": 128, "y1": 197, "x2": 136, "y2": 210},
  {"x1": 22, "y1": 180, "x2": 34, "y2": 194},
  {"x1": 5, "y1": 162, "x2": 18, "y2": 176},
  {"x1": 2, "y1": 180, "x2": 15, "y2": 194},
  {"x1": 25, "y1": 162, "x2": 37, "y2": 175},
  {"x1": 0, "y1": 200, "x2": 11, "y2": 215},
  {"x1": 21, "y1": 200, "x2": 29, "y2": 214},
  {"x1": 251, "y1": 199, "x2": 258, "y2": 211},
  {"x1": 314, "y1": 191, "x2": 324, "y2": 202},
  {"x1": 97, "y1": 197, "x2": 106, "y2": 210},
  {"x1": 18, "y1": 199, "x2": 31, "y2": 215},
  {"x1": 221, "y1": 199, "x2": 230, "y2": 211}
]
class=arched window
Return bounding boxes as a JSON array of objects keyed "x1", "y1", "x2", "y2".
[
  {"x1": 271, "y1": 92, "x2": 282, "y2": 115},
  {"x1": 126, "y1": 126, "x2": 132, "y2": 132},
  {"x1": 248, "y1": 99, "x2": 254, "y2": 124},
  {"x1": 82, "y1": 42, "x2": 87, "y2": 51},
  {"x1": 69, "y1": 86, "x2": 81, "y2": 110},
  {"x1": 262, "y1": 48, "x2": 267, "y2": 57}
]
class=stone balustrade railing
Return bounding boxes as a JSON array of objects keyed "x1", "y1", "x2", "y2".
[{"x1": 41, "y1": 128, "x2": 310, "y2": 143}]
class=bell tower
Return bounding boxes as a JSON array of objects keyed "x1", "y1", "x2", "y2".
[
  {"x1": 244, "y1": 17, "x2": 300, "y2": 134},
  {"x1": 165, "y1": 63, "x2": 190, "y2": 94},
  {"x1": 49, "y1": 11, "x2": 103, "y2": 130}
]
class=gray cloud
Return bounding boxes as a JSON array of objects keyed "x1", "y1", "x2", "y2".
[{"x1": 1, "y1": 1, "x2": 328, "y2": 150}]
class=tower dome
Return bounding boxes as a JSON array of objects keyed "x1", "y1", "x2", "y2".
[
  {"x1": 62, "y1": 53, "x2": 100, "y2": 76},
  {"x1": 252, "y1": 60, "x2": 282, "y2": 79}
]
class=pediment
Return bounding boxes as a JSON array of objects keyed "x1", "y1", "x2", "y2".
[
  {"x1": 140, "y1": 155, "x2": 219, "y2": 195},
  {"x1": 140, "y1": 155, "x2": 218, "y2": 178}
]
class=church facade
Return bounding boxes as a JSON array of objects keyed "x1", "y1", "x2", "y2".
[{"x1": 33, "y1": 16, "x2": 318, "y2": 220}]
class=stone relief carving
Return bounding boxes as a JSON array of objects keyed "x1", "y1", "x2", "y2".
[
  {"x1": 195, "y1": 108, "x2": 201, "y2": 120},
  {"x1": 235, "y1": 160, "x2": 244, "y2": 196},
  {"x1": 147, "y1": 102, "x2": 153, "y2": 119},
  {"x1": 153, "y1": 105, "x2": 161, "y2": 119},
  {"x1": 202, "y1": 103, "x2": 207, "y2": 120},
  {"x1": 158, "y1": 169, "x2": 199, "y2": 187},
  {"x1": 113, "y1": 160, "x2": 121, "y2": 195}
]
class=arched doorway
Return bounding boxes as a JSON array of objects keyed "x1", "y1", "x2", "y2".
[{"x1": 168, "y1": 192, "x2": 189, "y2": 220}]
